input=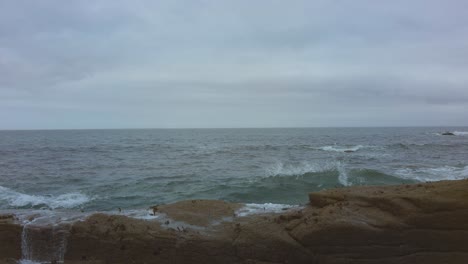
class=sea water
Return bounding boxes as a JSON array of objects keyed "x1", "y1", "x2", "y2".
[
  {"x1": 1, "y1": 127, "x2": 467, "y2": 212},
  {"x1": 1, "y1": 127, "x2": 468, "y2": 263}
]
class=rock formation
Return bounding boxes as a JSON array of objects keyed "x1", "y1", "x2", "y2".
[
  {"x1": 442, "y1": 132, "x2": 455, "y2": 136},
  {"x1": 1, "y1": 179, "x2": 468, "y2": 264},
  {"x1": 0, "y1": 214, "x2": 22, "y2": 262}
]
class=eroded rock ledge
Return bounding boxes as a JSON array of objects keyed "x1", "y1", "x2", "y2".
[{"x1": 1, "y1": 179, "x2": 468, "y2": 264}]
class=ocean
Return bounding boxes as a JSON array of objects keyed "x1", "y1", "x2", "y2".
[{"x1": 1, "y1": 127, "x2": 467, "y2": 212}]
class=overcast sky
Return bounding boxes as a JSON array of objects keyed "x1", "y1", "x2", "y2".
[{"x1": 1, "y1": 0, "x2": 467, "y2": 129}]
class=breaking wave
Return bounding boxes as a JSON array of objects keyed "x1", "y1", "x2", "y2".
[
  {"x1": 317, "y1": 145, "x2": 370, "y2": 153},
  {"x1": 395, "y1": 165, "x2": 468, "y2": 182},
  {"x1": 195, "y1": 161, "x2": 413, "y2": 205},
  {"x1": 264, "y1": 161, "x2": 350, "y2": 186},
  {"x1": 453, "y1": 131, "x2": 468, "y2": 136},
  {"x1": 0, "y1": 186, "x2": 91, "y2": 209}
]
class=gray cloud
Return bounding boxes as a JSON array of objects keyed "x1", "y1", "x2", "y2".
[{"x1": 1, "y1": 0, "x2": 468, "y2": 129}]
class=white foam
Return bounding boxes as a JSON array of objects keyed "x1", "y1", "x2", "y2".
[
  {"x1": 121, "y1": 209, "x2": 161, "y2": 220},
  {"x1": 265, "y1": 160, "x2": 350, "y2": 186},
  {"x1": 235, "y1": 203, "x2": 303, "y2": 217},
  {"x1": 395, "y1": 165, "x2": 468, "y2": 182},
  {"x1": 436, "y1": 131, "x2": 468, "y2": 136},
  {"x1": 265, "y1": 161, "x2": 337, "y2": 177},
  {"x1": 118, "y1": 210, "x2": 208, "y2": 230},
  {"x1": 4, "y1": 210, "x2": 91, "y2": 226},
  {"x1": 337, "y1": 162, "x2": 350, "y2": 186},
  {"x1": 453, "y1": 131, "x2": 468, "y2": 136},
  {"x1": 318, "y1": 145, "x2": 368, "y2": 153},
  {"x1": 0, "y1": 186, "x2": 91, "y2": 209}
]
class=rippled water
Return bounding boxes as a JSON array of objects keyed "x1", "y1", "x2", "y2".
[{"x1": 1, "y1": 127, "x2": 467, "y2": 211}]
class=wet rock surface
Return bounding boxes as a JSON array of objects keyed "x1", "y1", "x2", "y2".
[
  {"x1": 0, "y1": 214, "x2": 22, "y2": 261},
  {"x1": 1, "y1": 180, "x2": 468, "y2": 264}
]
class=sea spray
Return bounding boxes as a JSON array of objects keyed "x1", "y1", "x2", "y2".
[
  {"x1": 265, "y1": 160, "x2": 351, "y2": 186},
  {"x1": 0, "y1": 186, "x2": 91, "y2": 210},
  {"x1": 265, "y1": 160, "x2": 343, "y2": 178},
  {"x1": 337, "y1": 162, "x2": 350, "y2": 186},
  {"x1": 395, "y1": 165, "x2": 468, "y2": 182},
  {"x1": 19, "y1": 215, "x2": 72, "y2": 264},
  {"x1": 264, "y1": 161, "x2": 328, "y2": 178}
]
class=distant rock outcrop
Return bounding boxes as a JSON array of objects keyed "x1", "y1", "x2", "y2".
[
  {"x1": 442, "y1": 132, "x2": 455, "y2": 136},
  {"x1": 1, "y1": 180, "x2": 468, "y2": 263}
]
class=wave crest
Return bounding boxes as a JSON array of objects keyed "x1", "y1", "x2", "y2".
[
  {"x1": 317, "y1": 145, "x2": 368, "y2": 153},
  {"x1": 264, "y1": 161, "x2": 350, "y2": 186},
  {"x1": 0, "y1": 186, "x2": 91, "y2": 209},
  {"x1": 265, "y1": 161, "x2": 332, "y2": 177},
  {"x1": 453, "y1": 131, "x2": 468, "y2": 136},
  {"x1": 395, "y1": 165, "x2": 468, "y2": 182}
]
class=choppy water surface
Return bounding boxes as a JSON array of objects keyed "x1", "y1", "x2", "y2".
[{"x1": 1, "y1": 127, "x2": 467, "y2": 211}]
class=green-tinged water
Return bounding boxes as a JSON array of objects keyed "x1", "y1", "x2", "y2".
[{"x1": 1, "y1": 127, "x2": 467, "y2": 211}]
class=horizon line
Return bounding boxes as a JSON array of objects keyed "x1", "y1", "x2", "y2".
[{"x1": 1, "y1": 125, "x2": 467, "y2": 131}]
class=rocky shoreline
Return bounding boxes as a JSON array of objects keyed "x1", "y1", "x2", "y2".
[{"x1": 1, "y1": 179, "x2": 468, "y2": 264}]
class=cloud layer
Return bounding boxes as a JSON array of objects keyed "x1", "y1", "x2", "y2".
[{"x1": 1, "y1": 0, "x2": 468, "y2": 128}]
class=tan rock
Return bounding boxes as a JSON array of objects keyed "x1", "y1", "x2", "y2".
[
  {"x1": 0, "y1": 214, "x2": 21, "y2": 261},
  {"x1": 157, "y1": 199, "x2": 242, "y2": 227},
  {"x1": 2, "y1": 180, "x2": 468, "y2": 263}
]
